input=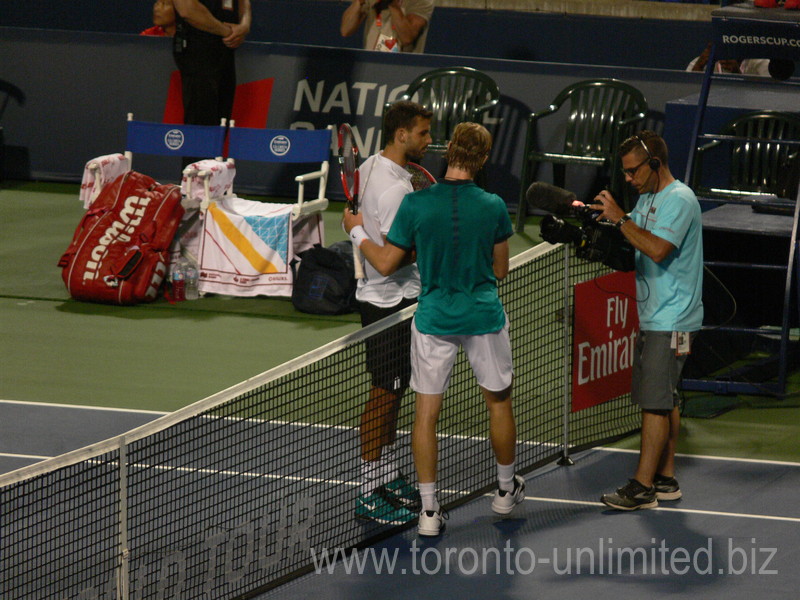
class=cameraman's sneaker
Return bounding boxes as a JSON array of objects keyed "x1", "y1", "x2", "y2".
[
  {"x1": 355, "y1": 487, "x2": 416, "y2": 525},
  {"x1": 384, "y1": 472, "x2": 422, "y2": 512},
  {"x1": 654, "y1": 474, "x2": 682, "y2": 501},
  {"x1": 491, "y1": 475, "x2": 526, "y2": 515},
  {"x1": 601, "y1": 479, "x2": 658, "y2": 511},
  {"x1": 418, "y1": 508, "x2": 448, "y2": 537}
]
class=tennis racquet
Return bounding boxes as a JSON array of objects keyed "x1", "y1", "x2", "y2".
[
  {"x1": 406, "y1": 162, "x2": 436, "y2": 191},
  {"x1": 337, "y1": 123, "x2": 365, "y2": 280}
]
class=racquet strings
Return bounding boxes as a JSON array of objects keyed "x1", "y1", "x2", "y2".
[{"x1": 406, "y1": 163, "x2": 435, "y2": 191}]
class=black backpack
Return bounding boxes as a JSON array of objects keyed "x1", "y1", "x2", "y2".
[{"x1": 291, "y1": 242, "x2": 358, "y2": 315}]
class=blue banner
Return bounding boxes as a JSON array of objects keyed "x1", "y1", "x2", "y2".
[{"x1": 713, "y1": 8, "x2": 800, "y2": 60}]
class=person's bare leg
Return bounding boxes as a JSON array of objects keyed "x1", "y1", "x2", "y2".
[
  {"x1": 633, "y1": 409, "x2": 670, "y2": 487},
  {"x1": 412, "y1": 392, "x2": 444, "y2": 483},
  {"x1": 361, "y1": 386, "x2": 401, "y2": 461},
  {"x1": 483, "y1": 385, "x2": 515, "y2": 465},
  {"x1": 656, "y1": 406, "x2": 680, "y2": 477}
]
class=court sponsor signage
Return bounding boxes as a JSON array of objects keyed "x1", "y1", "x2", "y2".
[
  {"x1": 290, "y1": 78, "x2": 412, "y2": 156},
  {"x1": 572, "y1": 270, "x2": 638, "y2": 412},
  {"x1": 713, "y1": 13, "x2": 800, "y2": 60}
]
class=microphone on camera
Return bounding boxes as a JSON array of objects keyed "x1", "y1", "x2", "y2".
[{"x1": 525, "y1": 182, "x2": 578, "y2": 217}]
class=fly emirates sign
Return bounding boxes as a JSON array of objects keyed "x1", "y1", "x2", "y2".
[{"x1": 572, "y1": 271, "x2": 638, "y2": 412}]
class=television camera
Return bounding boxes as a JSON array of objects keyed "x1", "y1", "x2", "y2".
[{"x1": 527, "y1": 182, "x2": 635, "y2": 272}]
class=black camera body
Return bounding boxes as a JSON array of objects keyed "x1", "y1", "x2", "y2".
[
  {"x1": 540, "y1": 207, "x2": 635, "y2": 272},
  {"x1": 373, "y1": 0, "x2": 392, "y2": 12}
]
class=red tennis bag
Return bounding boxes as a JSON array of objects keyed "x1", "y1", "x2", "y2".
[{"x1": 58, "y1": 171, "x2": 184, "y2": 305}]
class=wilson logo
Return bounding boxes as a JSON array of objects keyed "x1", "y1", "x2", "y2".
[{"x1": 82, "y1": 195, "x2": 152, "y2": 282}]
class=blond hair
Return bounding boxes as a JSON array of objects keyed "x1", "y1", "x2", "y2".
[{"x1": 444, "y1": 122, "x2": 492, "y2": 175}]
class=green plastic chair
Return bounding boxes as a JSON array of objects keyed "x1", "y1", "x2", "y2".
[
  {"x1": 690, "y1": 110, "x2": 800, "y2": 199},
  {"x1": 515, "y1": 78, "x2": 647, "y2": 232},
  {"x1": 389, "y1": 66, "x2": 500, "y2": 154}
]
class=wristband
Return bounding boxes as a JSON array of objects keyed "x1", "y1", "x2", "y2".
[
  {"x1": 615, "y1": 215, "x2": 631, "y2": 229},
  {"x1": 349, "y1": 225, "x2": 369, "y2": 248}
]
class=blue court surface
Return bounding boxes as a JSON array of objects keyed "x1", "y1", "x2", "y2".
[
  {"x1": 255, "y1": 448, "x2": 800, "y2": 600},
  {"x1": 0, "y1": 400, "x2": 166, "y2": 474},
  {"x1": 2, "y1": 401, "x2": 798, "y2": 600}
]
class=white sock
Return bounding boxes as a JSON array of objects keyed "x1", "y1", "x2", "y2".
[
  {"x1": 361, "y1": 459, "x2": 383, "y2": 497},
  {"x1": 381, "y1": 443, "x2": 399, "y2": 485},
  {"x1": 497, "y1": 462, "x2": 516, "y2": 493},
  {"x1": 419, "y1": 482, "x2": 439, "y2": 512}
]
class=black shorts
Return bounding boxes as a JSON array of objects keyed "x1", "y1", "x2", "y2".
[{"x1": 359, "y1": 297, "x2": 416, "y2": 392}]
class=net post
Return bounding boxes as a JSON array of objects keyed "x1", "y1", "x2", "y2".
[
  {"x1": 117, "y1": 439, "x2": 130, "y2": 600},
  {"x1": 558, "y1": 246, "x2": 574, "y2": 467}
]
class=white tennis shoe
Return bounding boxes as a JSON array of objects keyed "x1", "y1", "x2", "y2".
[
  {"x1": 418, "y1": 508, "x2": 447, "y2": 537},
  {"x1": 491, "y1": 475, "x2": 526, "y2": 515}
]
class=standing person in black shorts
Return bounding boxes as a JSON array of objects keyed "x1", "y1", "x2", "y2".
[
  {"x1": 172, "y1": 0, "x2": 251, "y2": 128},
  {"x1": 351, "y1": 101, "x2": 432, "y2": 525}
]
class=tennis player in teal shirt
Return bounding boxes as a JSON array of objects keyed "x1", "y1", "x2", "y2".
[
  {"x1": 388, "y1": 171, "x2": 511, "y2": 337},
  {"x1": 343, "y1": 122, "x2": 525, "y2": 536}
]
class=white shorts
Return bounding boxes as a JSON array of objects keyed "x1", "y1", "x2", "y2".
[{"x1": 410, "y1": 316, "x2": 513, "y2": 395}]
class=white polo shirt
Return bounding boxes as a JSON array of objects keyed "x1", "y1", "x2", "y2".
[{"x1": 355, "y1": 153, "x2": 421, "y2": 307}]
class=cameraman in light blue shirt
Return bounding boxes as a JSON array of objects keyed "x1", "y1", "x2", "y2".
[{"x1": 590, "y1": 131, "x2": 703, "y2": 511}]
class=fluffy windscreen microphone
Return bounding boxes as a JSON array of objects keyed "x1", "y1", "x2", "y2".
[{"x1": 525, "y1": 182, "x2": 578, "y2": 216}]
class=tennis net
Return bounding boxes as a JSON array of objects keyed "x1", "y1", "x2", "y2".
[{"x1": 0, "y1": 242, "x2": 639, "y2": 600}]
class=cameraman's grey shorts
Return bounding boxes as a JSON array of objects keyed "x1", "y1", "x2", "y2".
[{"x1": 631, "y1": 330, "x2": 694, "y2": 411}]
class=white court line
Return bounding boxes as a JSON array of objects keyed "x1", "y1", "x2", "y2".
[
  {"x1": 4, "y1": 399, "x2": 795, "y2": 467},
  {"x1": 5, "y1": 400, "x2": 796, "y2": 467},
  {"x1": 0, "y1": 399, "x2": 167, "y2": 416},
  {"x1": 2, "y1": 400, "x2": 798, "y2": 492},
  {"x1": 512, "y1": 495, "x2": 800, "y2": 524},
  {"x1": 3, "y1": 451, "x2": 796, "y2": 524},
  {"x1": 0, "y1": 399, "x2": 540, "y2": 447},
  {"x1": 0, "y1": 452, "x2": 52, "y2": 461},
  {"x1": 85, "y1": 457, "x2": 800, "y2": 525},
  {"x1": 598, "y1": 446, "x2": 800, "y2": 467}
]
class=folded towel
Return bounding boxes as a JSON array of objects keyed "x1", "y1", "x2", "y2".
[
  {"x1": 79, "y1": 154, "x2": 130, "y2": 209},
  {"x1": 181, "y1": 158, "x2": 236, "y2": 209}
]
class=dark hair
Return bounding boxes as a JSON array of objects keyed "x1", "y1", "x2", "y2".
[
  {"x1": 619, "y1": 130, "x2": 668, "y2": 166},
  {"x1": 444, "y1": 122, "x2": 492, "y2": 175},
  {"x1": 383, "y1": 101, "x2": 433, "y2": 143}
]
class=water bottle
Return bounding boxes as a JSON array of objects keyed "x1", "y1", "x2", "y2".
[
  {"x1": 185, "y1": 260, "x2": 199, "y2": 300},
  {"x1": 171, "y1": 261, "x2": 185, "y2": 302}
]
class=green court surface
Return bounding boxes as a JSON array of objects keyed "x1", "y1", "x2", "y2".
[
  {"x1": 607, "y1": 402, "x2": 800, "y2": 462},
  {"x1": 0, "y1": 181, "x2": 540, "y2": 412},
  {"x1": 1, "y1": 181, "x2": 798, "y2": 461}
]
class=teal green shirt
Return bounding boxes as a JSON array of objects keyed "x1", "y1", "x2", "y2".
[{"x1": 387, "y1": 180, "x2": 513, "y2": 335}]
